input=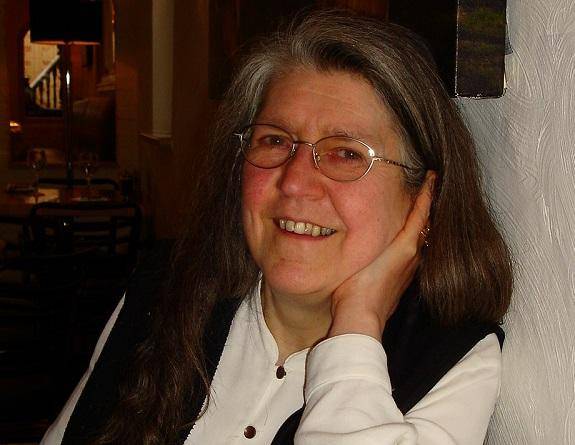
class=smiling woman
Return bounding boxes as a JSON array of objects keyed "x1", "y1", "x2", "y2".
[
  {"x1": 41, "y1": 10, "x2": 512, "y2": 445},
  {"x1": 242, "y1": 69, "x2": 417, "y2": 344}
]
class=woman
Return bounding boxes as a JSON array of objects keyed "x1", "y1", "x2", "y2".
[{"x1": 42, "y1": 10, "x2": 512, "y2": 445}]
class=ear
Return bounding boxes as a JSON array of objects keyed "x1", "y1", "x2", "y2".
[
  {"x1": 411, "y1": 170, "x2": 437, "y2": 205},
  {"x1": 425, "y1": 170, "x2": 437, "y2": 199}
]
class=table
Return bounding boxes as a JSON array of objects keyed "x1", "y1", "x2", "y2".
[{"x1": 0, "y1": 186, "x2": 121, "y2": 222}]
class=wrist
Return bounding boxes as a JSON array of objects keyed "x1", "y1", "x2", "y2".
[{"x1": 327, "y1": 306, "x2": 383, "y2": 341}]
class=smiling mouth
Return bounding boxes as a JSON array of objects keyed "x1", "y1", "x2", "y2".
[{"x1": 278, "y1": 219, "x2": 336, "y2": 237}]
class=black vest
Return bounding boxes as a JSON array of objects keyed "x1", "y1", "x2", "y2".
[{"x1": 61, "y1": 242, "x2": 504, "y2": 444}]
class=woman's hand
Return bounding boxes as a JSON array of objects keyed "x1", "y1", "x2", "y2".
[{"x1": 328, "y1": 171, "x2": 436, "y2": 340}]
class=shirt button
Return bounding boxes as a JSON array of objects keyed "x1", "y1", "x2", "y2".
[
  {"x1": 244, "y1": 425, "x2": 256, "y2": 438},
  {"x1": 276, "y1": 365, "x2": 286, "y2": 379}
]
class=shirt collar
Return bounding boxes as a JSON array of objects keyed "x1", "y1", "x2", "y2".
[{"x1": 245, "y1": 280, "x2": 309, "y2": 370}]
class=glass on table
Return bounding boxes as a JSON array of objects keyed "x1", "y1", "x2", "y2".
[
  {"x1": 26, "y1": 148, "x2": 47, "y2": 198},
  {"x1": 78, "y1": 151, "x2": 100, "y2": 198}
]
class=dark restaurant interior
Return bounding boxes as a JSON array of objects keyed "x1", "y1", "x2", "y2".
[{"x1": 0, "y1": 0, "x2": 507, "y2": 442}]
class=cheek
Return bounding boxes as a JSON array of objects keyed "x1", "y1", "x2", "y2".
[
  {"x1": 242, "y1": 165, "x2": 267, "y2": 214},
  {"x1": 337, "y1": 184, "x2": 413, "y2": 263},
  {"x1": 241, "y1": 164, "x2": 276, "y2": 236}
]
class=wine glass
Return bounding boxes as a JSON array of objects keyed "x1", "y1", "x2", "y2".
[
  {"x1": 26, "y1": 148, "x2": 47, "y2": 197},
  {"x1": 78, "y1": 151, "x2": 99, "y2": 198}
]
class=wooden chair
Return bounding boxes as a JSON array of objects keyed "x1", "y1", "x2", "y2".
[
  {"x1": 26, "y1": 201, "x2": 142, "y2": 362},
  {"x1": 0, "y1": 215, "x2": 29, "y2": 265}
]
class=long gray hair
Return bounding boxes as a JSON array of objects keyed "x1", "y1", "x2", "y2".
[{"x1": 210, "y1": 9, "x2": 511, "y2": 322}]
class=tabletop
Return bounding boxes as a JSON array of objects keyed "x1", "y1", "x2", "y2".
[{"x1": 0, "y1": 185, "x2": 123, "y2": 221}]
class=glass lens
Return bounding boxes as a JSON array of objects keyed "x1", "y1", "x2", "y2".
[
  {"x1": 242, "y1": 124, "x2": 293, "y2": 168},
  {"x1": 315, "y1": 137, "x2": 372, "y2": 181}
]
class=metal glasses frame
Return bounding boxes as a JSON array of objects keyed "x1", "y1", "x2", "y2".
[{"x1": 235, "y1": 123, "x2": 419, "y2": 182}]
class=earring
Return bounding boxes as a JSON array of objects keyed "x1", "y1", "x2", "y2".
[{"x1": 419, "y1": 226, "x2": 431, "y2": 248}]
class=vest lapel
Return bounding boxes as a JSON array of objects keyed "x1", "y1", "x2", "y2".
[{"x1": 176, "y1": 297, "x2": 241, "y2": 443}]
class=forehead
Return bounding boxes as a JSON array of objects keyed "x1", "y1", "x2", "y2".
[{"x1": 257, "y1": 68, "x2": 398, "y2": 143}]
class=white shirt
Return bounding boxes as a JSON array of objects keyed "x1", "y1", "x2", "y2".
[{"x1": 42, "y1": 283, "x2": 502, "y2": 445}]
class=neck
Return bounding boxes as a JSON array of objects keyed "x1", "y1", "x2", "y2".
[{"x1": 261, "y1": 283, "x2": 332, "y2": 365}]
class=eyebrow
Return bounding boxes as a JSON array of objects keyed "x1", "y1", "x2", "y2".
[
  {"x1": 255, "y1": 117, "x2": 376, "y2": 143},
  {"x1": 328, "y1": 128, "x2": 372, "y2": 141}
]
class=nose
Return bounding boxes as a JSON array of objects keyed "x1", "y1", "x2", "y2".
[{"x1": 277, "y1": 142, "x2": 324, "y2": 199}]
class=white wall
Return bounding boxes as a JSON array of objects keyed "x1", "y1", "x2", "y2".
[{"x1": 458, "y1": 0, "x2": 575, "y2": 443}]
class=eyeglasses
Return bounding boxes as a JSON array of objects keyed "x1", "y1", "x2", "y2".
[{"x1": 235, "y1": 123, "x2": 417, "y2": 182}]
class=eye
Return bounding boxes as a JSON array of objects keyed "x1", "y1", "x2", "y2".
[
  {"x1": 260, "y1": 134, "x2": 291, "y2": 148},
  {"x1": 321, "y1": 146, "x2": 366, "y2": 164},
  {"x1": 335, "y1": 148, "x2": 364, "y2": 161}
]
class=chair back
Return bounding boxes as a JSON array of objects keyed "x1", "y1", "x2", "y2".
[
  {"x1": 38, "y1": 177, "x2": 119, "y2": 191},
  {"x1": 0, "y1": 217, "x2": 26, "y2": 261},
  {"x1": 28, "y1": 201, "x2": 141, "y2": 262}
]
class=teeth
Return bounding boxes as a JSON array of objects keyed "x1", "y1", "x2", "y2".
[
  {"x1": 294, "y1": 222, "x2": 306, "y2": 234},
  {"x1": 278, "y1": 219, "x2": 335, "y2": 237}
]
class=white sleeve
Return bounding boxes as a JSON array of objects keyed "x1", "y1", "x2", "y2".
[
  {"x1": 40, "y1": 296, "x2": 126, "y2": 445},
  {"x1": 295, "y1": 333, "x2": 501, "y2": 445}
]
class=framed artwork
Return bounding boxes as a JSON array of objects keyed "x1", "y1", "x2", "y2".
[{"x1": 389, "y1": 0, "x2": 507, "y2": 97}]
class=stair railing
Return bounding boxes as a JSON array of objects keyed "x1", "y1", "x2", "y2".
[{"x1": 29, "y1": 55, "x2": 62, "y2": 110}]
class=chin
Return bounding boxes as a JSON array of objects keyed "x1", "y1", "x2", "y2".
[{"x1": 262, "y1": 266, "x2": 333, "y2": 299}]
